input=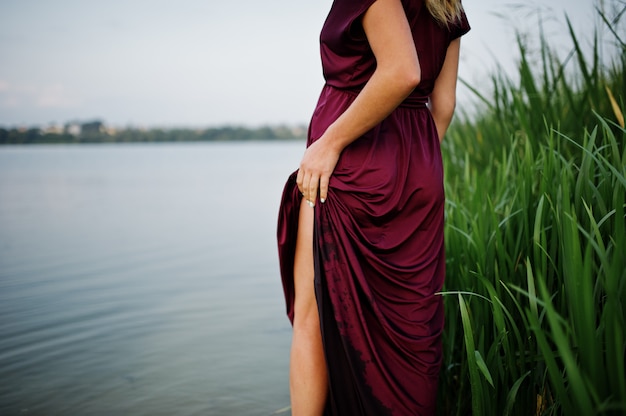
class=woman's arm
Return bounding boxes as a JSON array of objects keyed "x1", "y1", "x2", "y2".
[
  {"x1": 429, "y1": 38, "x2": 461, "y2": 142},
  {"x1": 297, "y1": 0, "x2": 421, "y2": 206}
]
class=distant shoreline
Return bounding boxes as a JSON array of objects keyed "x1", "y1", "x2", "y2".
[{"x1": 0, "y1": 121, "x2": 307, "y2": 145}]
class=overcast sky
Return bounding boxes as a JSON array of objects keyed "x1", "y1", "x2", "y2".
[{"x1": 0, "y1": 0, "x2": 603, "y2": 128}]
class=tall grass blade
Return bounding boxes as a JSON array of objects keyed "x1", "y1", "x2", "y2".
[
  {"x1": 474, "y1": 350, "x2": 494, "y2": 389},
  {"x1": 605, "y1": 85, "x2": 625, "y2": 127},
  {"x1": 503, "y1": 371, "x2": 530, "y2": 416},
  {"x1": 458, "y1": 294, "x2": 484, "y2": 415}
]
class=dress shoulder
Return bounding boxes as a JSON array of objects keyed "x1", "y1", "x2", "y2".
[
  {"x1": 327, "y1": 0, "x2": 378, "y2": 28},
  {"x1": 450, "y1": 8, "x2": 471, "y2": 40}
]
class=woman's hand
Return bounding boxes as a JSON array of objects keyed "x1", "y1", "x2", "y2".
[{"x1": 296, "y1": 135, "x2": 341, "y2": 207}]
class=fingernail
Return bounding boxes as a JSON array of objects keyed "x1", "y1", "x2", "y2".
[
  {"x1": 320, "y1": 198, "x2": 326, "y2": 204},
  {"x1": 307, "y1": 200, "x2": 315, "y2": 208}
]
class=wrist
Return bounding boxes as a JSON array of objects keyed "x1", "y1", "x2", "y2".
[{"x1": 320, "y1": 124, "x2": 349, "y2": 154}]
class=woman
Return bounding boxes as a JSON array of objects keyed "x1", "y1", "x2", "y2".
[{"x1": 277, "y1": 0, "x2": 470, "y2": 414}]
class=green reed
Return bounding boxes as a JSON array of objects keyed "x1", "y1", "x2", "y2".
[{"x1": 438, "y1": 3, "x2": 626, "y2": 415}]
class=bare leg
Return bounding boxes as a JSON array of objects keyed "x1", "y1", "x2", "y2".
[{"x1": 290, "y1": 201, "x2": 328, "y2": 415}]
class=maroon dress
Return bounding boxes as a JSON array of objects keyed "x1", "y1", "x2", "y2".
[{"x1": 278, "y1": 1, "x2": 470, "y2": 414}]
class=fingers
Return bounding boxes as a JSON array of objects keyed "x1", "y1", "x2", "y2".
[
  {"x1": 303, "y1": 174, "x2": 318, "y2": 207},
  {"x1": 296, "y1": 168, "x2": 310, "y2": 202},
  {"x1": 296, "y1": 168, "x2": 314, "y2": 207},
  {"x1": 296, "y1": 169, "x2": 328, "y2": 207},
  {"x1": 319, "y1": 175, "x2": 329, "y2": 204},
  {"x1": 296, "y1": 140, "x2": 335, "y2": 207},
  {"x1": 296, "y1": 168, "x2": 304, "y2": 195}
]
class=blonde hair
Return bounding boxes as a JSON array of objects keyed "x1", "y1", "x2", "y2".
[{"x1": 425, "y1": 0, "x2": 464, "y2": 26}]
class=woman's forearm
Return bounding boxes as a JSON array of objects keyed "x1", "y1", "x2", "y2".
[
  {"x1": 428, "y1": 38, "x2": 461, "y2": 142},
  {"x1": 430, "y1": 97, "x2": 456, "y2": 142},
  {"x1": 321, "y1": 67, "x2": 420, "y2": 152}
]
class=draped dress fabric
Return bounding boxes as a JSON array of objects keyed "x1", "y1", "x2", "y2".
[{"x1": 277, "y1": 1, "x2": 470, "y2": 414}]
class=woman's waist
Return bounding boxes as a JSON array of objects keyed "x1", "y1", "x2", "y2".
[{"x1": 323, "y1": 83, "x2": 428, "y2": 109}]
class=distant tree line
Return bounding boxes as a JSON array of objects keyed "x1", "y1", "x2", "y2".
[{"x1": 0, "y1": 120, "x2": 307, "y2": 144}]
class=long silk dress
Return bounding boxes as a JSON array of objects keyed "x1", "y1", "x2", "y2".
[{"x1": 277, "y1": 1, "x2": 470, "y2": 414}]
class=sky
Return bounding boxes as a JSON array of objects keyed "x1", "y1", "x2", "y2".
[{"x1": 0, "y1": 0, "x2": 603, "y2": 128}]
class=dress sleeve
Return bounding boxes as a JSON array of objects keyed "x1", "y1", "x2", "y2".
[
  {"x1": 324, "y1": 0, "x2": 379, "y2": 44},
  {"x1": 450, "y1": 9, "x2": 470, "y2": 40},
  {"x1": 343, "y1": 0, "x2": 379, "y2": 26}
]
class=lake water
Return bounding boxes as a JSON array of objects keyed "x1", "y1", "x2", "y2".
[{"x1": 0, "y1": 142, "x2": 305, "y2": 415}]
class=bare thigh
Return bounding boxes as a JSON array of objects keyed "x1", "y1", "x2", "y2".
[{"x1": 292, "y1": 201, "x2": 316, "y2": 326}]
